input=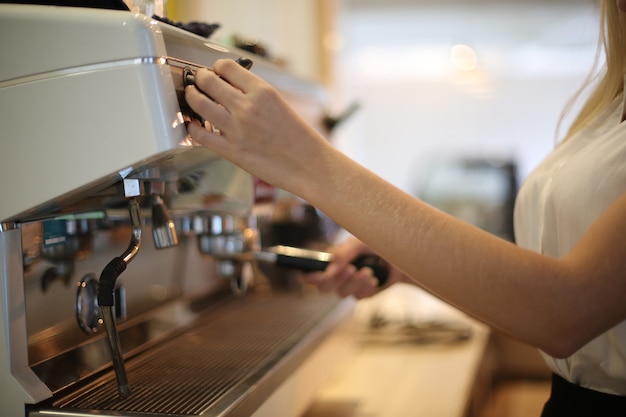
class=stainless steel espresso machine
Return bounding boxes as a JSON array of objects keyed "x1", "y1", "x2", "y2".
[{"x1": 0, "y1": 5, "x2": 355, "y2": 416}]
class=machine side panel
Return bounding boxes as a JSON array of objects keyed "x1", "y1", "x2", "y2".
[
  {"x1": 0, "y1": 62, "x2": 187, "y2": 222},
  {"x1": 0, "y1": 228, "x2": 52, "y2": 416},
  {"x1": 0, "y1": 5, "x2": 165, "y2": 83}
]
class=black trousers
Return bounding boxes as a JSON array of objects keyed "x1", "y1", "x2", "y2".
[{"x1": 541, "y1": 373, "x2": 626, "y2": 417}]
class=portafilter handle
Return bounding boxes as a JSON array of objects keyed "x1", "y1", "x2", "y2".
[{"x1": 256, "y1": 246, "x2": 390, "y2": 286}]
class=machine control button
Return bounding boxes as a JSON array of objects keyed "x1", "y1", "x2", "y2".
[{"x1": 181, "y1": 66, "x2": 206, "y2": 126}]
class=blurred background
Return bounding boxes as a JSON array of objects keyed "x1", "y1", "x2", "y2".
[{"x1": 164, "y1": 0, "x2": 598, "y2": 190}]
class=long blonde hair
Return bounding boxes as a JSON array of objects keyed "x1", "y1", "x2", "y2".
[{"x1": 560, "y1": 0, "x2": 626, "y2": 141}]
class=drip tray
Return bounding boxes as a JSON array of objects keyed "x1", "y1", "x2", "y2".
[{"x1": 32, "y1": 292, "x2": 345, "y2": 417}]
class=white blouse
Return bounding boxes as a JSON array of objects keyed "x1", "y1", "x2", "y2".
[{"x1": 514, "y1": 92, "x2": 626, "y2": 395}]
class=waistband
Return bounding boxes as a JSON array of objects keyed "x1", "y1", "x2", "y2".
[{"x1": 541, "y1": 373, "x2": 626, "y2": 417}]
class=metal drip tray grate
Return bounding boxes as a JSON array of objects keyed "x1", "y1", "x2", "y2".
[{"x1": 41, "y1": 293, "x2": 342, "y2": 417}]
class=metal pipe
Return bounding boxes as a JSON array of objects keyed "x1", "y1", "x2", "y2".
[
  {"x1": 151, "y1": 194, "x2": 178, "y2": 249},
  {"x1": 122, "y1": 198, "x2": 142, "y2": 263},
  {"x1": 101, "y1": 305, "x2": 130, "y2": 398},
  {"x1": 98, "y1": 197, "x2": 142, "y2": 398}
]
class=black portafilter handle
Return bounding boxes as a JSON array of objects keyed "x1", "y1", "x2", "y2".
[{"x1": 272, "y1": 250, "x2": 389, "y2": 287}]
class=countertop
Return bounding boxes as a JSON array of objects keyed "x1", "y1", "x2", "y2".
[{"x1": 301, "y1": 306, "x2": 490, "y2": 417}]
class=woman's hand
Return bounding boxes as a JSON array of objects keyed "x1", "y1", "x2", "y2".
[
  {"x1": 184, "y1": 59, "x2": 331, "y2": 195},
  {"x1": 301, "y1": 237, "x2": 409, "y2": 299}
]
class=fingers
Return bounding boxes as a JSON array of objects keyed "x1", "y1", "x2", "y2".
[
  {"x1": 299, "y1": 237, "x2": 385, "y2": 299},
  {"x1": 213, "y1": 59, "x2": 259, "y2": 93},
  {"x1": 301, "y1": 263, "x2": 352, "y2": 291},
  {"x1": 337, "y1": 267, "x2": 379, "y2": 299},
  {"x1": 184, "y1": 59, "x2": 266, "y2": 142},
  {"x1": 184, "y1": 71, "x2": 234, "y2": 130},
  {"x1": 302, "y1": 263, "x2": 380, "y2": 300},
  {"x1": 188, "y1": 59, "x2": 258, "y2": 113},
  {"x1": 321, "y1": 269, "x2": 354, "y2": 293},
  {"x1": 185, "y1": 120, "x2": 224, "y2": 151}
]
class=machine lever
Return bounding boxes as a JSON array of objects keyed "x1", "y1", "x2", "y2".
[{"x1": 97, "y1": 197, "x2": 143, "y2": 399}]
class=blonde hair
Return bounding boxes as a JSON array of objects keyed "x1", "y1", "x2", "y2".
[{"x1": 560, "y1": 0, "x2": 626, "y2": 142}]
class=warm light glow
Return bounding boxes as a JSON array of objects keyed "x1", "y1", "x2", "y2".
[
  {"x1": 149, "y1": 284, "x2": 168, "y2": 301},
  {"x1": 172, "y1": 111, "x2": 185, "y2": 129},
  {"x1": 323, "y1": 32, "x2": 345, "y2": 52},
  {"x1": 180, "y1": 134, "x2": 194, "y2": 146},
  {"x1": 450, "y1": 44, "x2": 478, "y2": 71},
  {"x1": 204, "y1": 43, "x2": 230, "y2": 53}
]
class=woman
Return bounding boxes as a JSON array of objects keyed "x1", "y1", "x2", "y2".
[{"x1": 185, "y1": 1, "x2": 626, "y2": 414}]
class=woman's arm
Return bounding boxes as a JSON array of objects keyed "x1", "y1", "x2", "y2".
[{"x1": 185, "y1": 59, "x2": 626, "y2": 358}]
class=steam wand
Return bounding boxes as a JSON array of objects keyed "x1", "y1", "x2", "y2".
[{"x1": 97, "y1": 197, "x2": 142, "y2": 399}]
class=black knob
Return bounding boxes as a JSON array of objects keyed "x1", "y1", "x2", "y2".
[
  {"x1": 235, "y1": 56, "x2": 253, "y2": 70},
  {"x1": 182, "y1": 67, "x2": 204, "y2": 125}
]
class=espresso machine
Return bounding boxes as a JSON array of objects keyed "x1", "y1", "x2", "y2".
[{"x1": 0, "y1": 5, "x2": 355, "y2": 416}]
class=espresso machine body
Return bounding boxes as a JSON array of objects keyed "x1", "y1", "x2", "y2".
[
  {"x1": 0, "y1": 4, "x2": 251, "y2": 223},
  {"x1": 0, "y1": 5, "x2": 350, "y2": 417}
]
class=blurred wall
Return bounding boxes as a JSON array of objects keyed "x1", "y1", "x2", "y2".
[
  {"x1": 330, "y1": 2, "x2": 599, "y2": 190},
  {"x1": 164, "y1": 0, "x2": 325, "y2": 83},
  {"x1": 162, "y1": 0, "x2": 599, "y2": 194}
]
